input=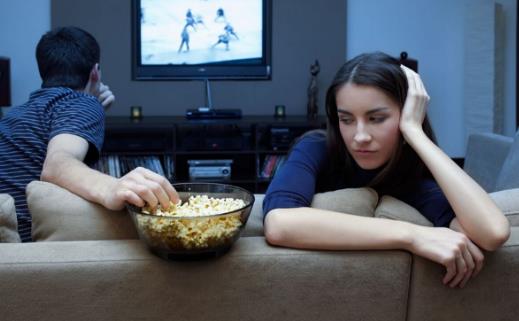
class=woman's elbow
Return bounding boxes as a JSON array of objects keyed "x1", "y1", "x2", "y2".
[
  {"x1": 264, "y1": 209, "x2": 291, "y2": 246},
  {"x1": 480, "y1": 219, "x2": 511, "y2": 251}
]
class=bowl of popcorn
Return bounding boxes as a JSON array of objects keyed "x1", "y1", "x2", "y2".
[{"x1": 127, "y1": 182, "x2": 255, "y2": 260}]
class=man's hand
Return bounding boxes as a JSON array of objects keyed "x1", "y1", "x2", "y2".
[
  {"x1": 97, "y1": 83, "x2": 115, "y2": 108},
  {"x1": 102, "y1": 167, "x2": 179, "y2": 211}
]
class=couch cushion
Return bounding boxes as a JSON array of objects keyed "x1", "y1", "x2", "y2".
[
  {"x1": 374, "y1": 190, "x2": 519, "y2": 228},
  {"x1": 311, "y1": 187, "x2": 378, "y2": 217},
  {"x1": 374, "y1": 195, "x2": 433, "y2": 227},
  {"x1": 490, "y1": 188, "x2": 519, "y2": 226},
  {"x1": 27, "y1": 181, "x2": 138, "y2": 241},
  {"x1": 0, "y1": 194, "x2": 21, "y2": 242},
  {"x1": 495, "y1": 130, "x2": 519, "y2": 191},
  {"x1": 241, "y1": 188, "x2": 378, "y2": 236}
]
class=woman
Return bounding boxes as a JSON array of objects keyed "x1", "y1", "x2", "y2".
[{"x1": 263, "y1": 52, "x2": 510, "y2": 288}]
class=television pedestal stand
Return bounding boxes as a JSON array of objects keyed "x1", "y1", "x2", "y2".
[
  {"x1": 185, "y1": 79, "x2": 242, "y2": 119},
  {"x1": 202, "y1": 78, "x2": 213, "y2": 110}
]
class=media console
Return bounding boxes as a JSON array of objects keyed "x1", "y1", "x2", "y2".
[{"x1": 99, "y1": 115, "x2": 326, "y2": 193}]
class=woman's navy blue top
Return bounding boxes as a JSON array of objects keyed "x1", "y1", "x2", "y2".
[{"x1": 263, "y1": 133, "x2": 455, "y2": 227}]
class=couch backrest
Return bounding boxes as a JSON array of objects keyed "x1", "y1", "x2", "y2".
[
  {"x1": 495, "y1": 130, "x2": 519, "y2": 191},
  {"x1": 26, "y1": 180, "x2": 266, "y2": 241},
  {"x1": 463, "y1": 132, "x2": 513, "y2": 192}
]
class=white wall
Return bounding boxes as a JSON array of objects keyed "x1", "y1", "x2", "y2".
[
  {"x1": 347, "y1": 0, "x2": 516, "y2": 157},
  {"x1": 0, "y1": 0, "x2": 50, "y2": 107}
]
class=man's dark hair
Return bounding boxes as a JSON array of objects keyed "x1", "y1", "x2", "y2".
[{"x1": 36, "y1": 26, "x2": 100, "y2": 89}]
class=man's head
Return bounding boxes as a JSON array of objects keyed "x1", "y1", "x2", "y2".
[{"x1": 36, "y1": 26, "x2": 100, "y2": 90}]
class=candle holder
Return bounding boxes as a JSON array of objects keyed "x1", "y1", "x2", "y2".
[
  {"x1": 274, "y1": 105, "x2": 286, "y2": 118},
  {"x1": 130, "y1": 105, "x2": 143, "y2": 119}
]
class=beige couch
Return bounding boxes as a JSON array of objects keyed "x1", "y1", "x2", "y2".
[
  {"x1": 0, "y1": 181, "x2": 518, "y2": 321},
  {"x1": 1, "y1": 130, "x2": 519, "y2": 321}
]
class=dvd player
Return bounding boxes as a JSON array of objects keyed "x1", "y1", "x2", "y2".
[
  {"x1": 188, "y1": 159, "x2": 233, "y2": 180},
  {"x1": 186, "y1": 108, "x2": 242, "y2": 119}
]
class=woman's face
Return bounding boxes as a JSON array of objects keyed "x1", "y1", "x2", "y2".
[{"x1": 336, "y1": 83, "x2": 401, "y2": 170}]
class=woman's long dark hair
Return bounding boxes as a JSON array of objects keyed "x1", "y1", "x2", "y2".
[{"x1": 324, "y1": 52, "x2": 436, "y2": 198}]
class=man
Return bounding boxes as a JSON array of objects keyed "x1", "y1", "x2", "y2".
[{"x1": 0, "y1": 26, "x2": 178, "y2": 242}]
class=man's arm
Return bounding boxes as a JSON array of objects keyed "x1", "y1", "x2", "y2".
[{"x1": 41, "y1": 133, "x2": 178, "y2": 211}]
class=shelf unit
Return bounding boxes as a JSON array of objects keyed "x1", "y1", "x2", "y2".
[{"x1": 99, "y1": 116, "x2": 326, "y2": 193}]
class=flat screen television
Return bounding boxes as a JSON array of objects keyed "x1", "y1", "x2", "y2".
[{"x1": 132, "y1": 0, "x2": 272, "y2": 80}]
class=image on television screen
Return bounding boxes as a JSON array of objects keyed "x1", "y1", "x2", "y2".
[{"x1": 139, "y1": 0, "x2": 263, "y2": 66}]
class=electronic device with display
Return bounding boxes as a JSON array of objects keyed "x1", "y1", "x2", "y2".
[{"x1": 132, "y1": 0, "x2": 272, "y2": 80}]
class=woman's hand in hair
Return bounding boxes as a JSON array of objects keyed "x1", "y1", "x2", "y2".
[
  {"x1": 399, "y1": 65, "x2": 429, "y2": 140},
  {"x1": 408, "y1": 224, "x2": 483, "y2": 288}
]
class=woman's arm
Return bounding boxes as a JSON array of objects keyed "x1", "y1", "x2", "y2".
[
  {"x1": 265, "y1": 207, "x2": 412, "y2": 250},
  {"x1": 399, "y1": 66, "x2": 510, "y2": 251},
  {"x1": 265, "y1": 207, "x2": 482, "y2": 288}
]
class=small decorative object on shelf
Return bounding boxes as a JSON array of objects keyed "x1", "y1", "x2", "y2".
[
  {"x1": 399, "y1": 51, "x2": 418, "y2": 72},
  {"x1": 130, "y1": 105, "x2": 143, "y2": 119},
  {"x1": 274, "y1": 104, "x2": 286, "y2": 118},
  {"x1": 307, "y1": 59, "x2": 320, "y2": 119}
]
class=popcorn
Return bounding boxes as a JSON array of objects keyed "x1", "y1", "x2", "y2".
[
  {"x1": 142, "y1": 195, "x2": 246, "y2": 217},
  {"x1": 136, "y1": 195, "x2": 246, "y2": 250}
]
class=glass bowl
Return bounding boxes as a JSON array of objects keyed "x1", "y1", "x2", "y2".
[{"x1": 126, "y1": 183, "x2": 255, "y2": 260}]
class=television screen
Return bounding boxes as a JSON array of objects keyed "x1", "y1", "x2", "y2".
[{"x1": 132, "y1": 0, "x2": 271, "y2": 80}]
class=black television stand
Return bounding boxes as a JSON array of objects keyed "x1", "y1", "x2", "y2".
[{"x1": 100, "y1": 115, "x2": 326, "y2": 193}]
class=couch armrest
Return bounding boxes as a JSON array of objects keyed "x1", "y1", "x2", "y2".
[
  {"x1": 463, "y1": 133, "x2": 513, "y2": 192},
  {"x1": 407, "y1": 227, "x2": 519, "y2": 321},
  {"x1": 0, "y1": 238, "x2": 411, "y2": 321}
]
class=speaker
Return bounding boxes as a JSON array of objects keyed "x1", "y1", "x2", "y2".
[{"x1": 0, "y1": 57, "x2": 11, "y2": 107}]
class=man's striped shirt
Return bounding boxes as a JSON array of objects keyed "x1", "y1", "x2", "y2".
[{"x1": 0, "y1": 87, "x2": 104, "y2": 242}]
